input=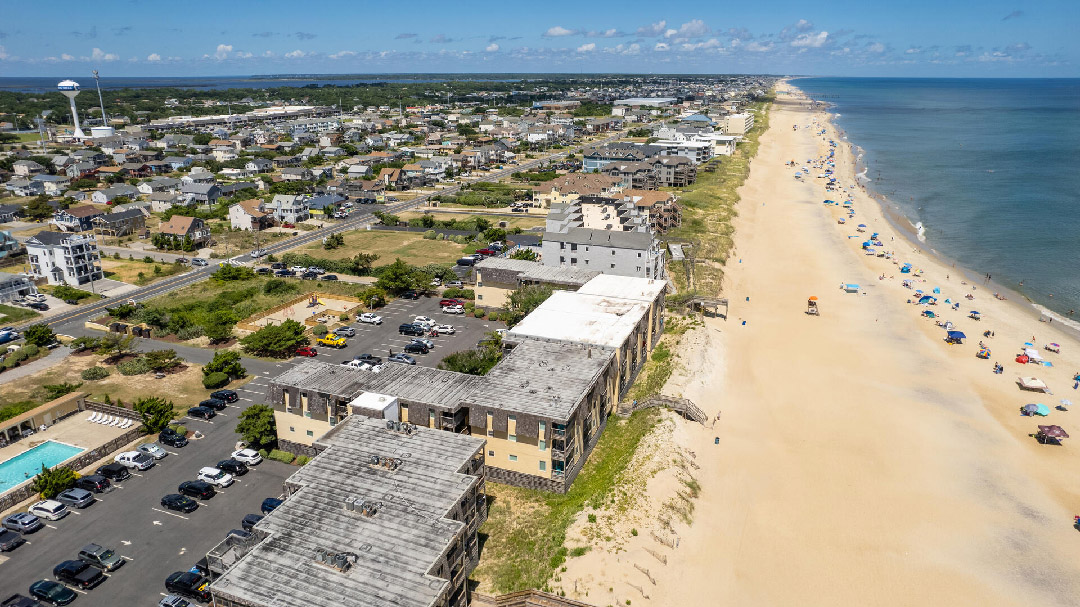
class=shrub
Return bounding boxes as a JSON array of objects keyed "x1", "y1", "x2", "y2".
[
  {"x1": 268, "y1": 449, "x2": 295, "y2": 464},
  {"x1": 80, "y1": 366, "x2": 110, "y2": 381},
  {"x1": 422, "y1": 229, "x2": 437, "y2": 240},
  {"x1": 172, "y1": 424, "x2": 187, "y2": 436},
  {"x1": 51, "y1": 285, "x2": 94, "y2": 302},
  {"x1": 202, "y1": 371, "x2": 230, "y2": 389},
  {"x1": 134, "y1": 396, "x2": 176, "y2": 433},
  {"x1": 32, "y1": 465, "x2": 77, "y2": 499},
  {"x1": 143, "y1": 255, "x2": 154, "y2": 263},
  {"x1": 258, "y1": 448, "x2": 269, "y2": 459},
  {"x1": 312, "y1": 324, "x2": 328, "y2": 337},
  {"x1": 263, "y1": 278, "x2": 298, "y2": 296},
  {"x1": 204, "y1": 350, "x2": 245, "y2": 378},
  {"x1": 22, "y1": 344, "x2": 40, "y2": 357},
  {"x1": 295, "y1": 455, "x2": 311, "y2": 466},
  {"x1": 175, "y1": 326, "x2": 204, "y2": 341},
  {"x1": 10, "y1": 348, "x2": 31, "y2": 363},
  {"x1": 473, "y1": 309, "x2": 485, "y2": 318},
  {"x1": 117, "y1": 357, "x2": 151, "y2": 376},
  {"x1": 441, "y1": 288, "x2": 474, "y2": 300},
  {"x1": 23, "y1": 324, "x2": 55, "y2": 347}
]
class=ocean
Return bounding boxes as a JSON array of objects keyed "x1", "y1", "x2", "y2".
[{"x1": 793, "y1": 77, "x2": 1080, "y2": 322}]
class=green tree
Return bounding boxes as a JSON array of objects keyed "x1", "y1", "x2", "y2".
[
  {"x1": 203, "y1": 320, "x2": 235, "y2": 344},
  {"x1": 505, "y1": 284, "x2": 554, "y2": 327},
  {"x1": 374, "y1": 258, "x2": 415, "y2": 294},
  {"x1": 69, "y1": 336, "x2": 101, "y2": 353},
  {"x1": 350, "y1": 252, "x2": 379, "y2": 275},
  {"x1": 23, "y1": 323, "x2": 55, "y2": 347},
  {"x1": 437, "y1": 346, "x2": 502, "y2": 376},
  {"x1": 239, "y1": 319, "x2": 308, "y2": 358},
  {"x1": 372, "y1": 211, "x2": 400, "y2": 226},
  {"x1": 41, "y1": 382, "x2": 83, "y2": 400},
  {"x1": 509, "y1": 248, "x2": 538, "y2": 261},
  {"x1": 235, "y1": 404, "x2": 278, "y2": 452},
  {"x1": 204, "y1": 350, "x2": 246, "y2": 378},
  {"x1": 23, "y1": 195, "x2": 54, "y2": 221},
  {"x1": 32, "y1": 464, "x2": 77, "y2": 499},
  {"x1": 143, "y1": 349, "x2": 183, "y2": 372},
  {"x1": 323, "y1": 232, "x2": 345, "y2": 250},
  {"x1": 133, "y1": 396, "x2": 176, "y2": 433},
  {"x1": 212, "y1": 264, "x2": 256, "y2": 282},
  {"x1": 96, "y1": 333, "x2": 138, "y2": 360},
  {"x1": 482, "y1": 227, "x2": 507, "y2": 243},
  {"x1": 356, "y1": 286, "x2": 388, "y2": 308}
]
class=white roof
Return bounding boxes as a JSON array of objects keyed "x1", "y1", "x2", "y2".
[
  {"x1": 508, "y1": 290, "x2": 649, "y2": 349},
  {"x1": 347, "y1": 391, "x2": 398, "y2": 413},
  {"x1": 575, "y1": 274, "x2": 666, "y2": 303}
]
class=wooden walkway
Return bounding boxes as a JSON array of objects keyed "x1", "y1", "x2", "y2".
[
  {"x1": 616, "y1": 394, "x2": 708, "y2": 425},
  {"x1": 471, "y1": 590, "x2": 597, "y2": 607}
]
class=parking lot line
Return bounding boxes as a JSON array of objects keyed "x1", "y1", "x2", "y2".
[
  {"x1": 45, "y1": 524, "x2": 57, "y2": 529},
  {"x1": 130, "y1": 472, "x2": 143, "y2": 477},
  {"x1": 150, "y1": 507, "x2": 189, "y2": 520},
  {"x1": 69, "y1": 510, "x2": 81, "y2": 515},
  {"x1": 165, "y1": 451, "x2": 180, "y2": 456}
]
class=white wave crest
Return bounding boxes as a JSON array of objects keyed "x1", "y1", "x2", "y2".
[
  {"x1": 914, "y1": 222, "x2": 927, "y2": 242},
  {"x1": 1031, "y1": 303, "x2": 1080, "y2": 333}
]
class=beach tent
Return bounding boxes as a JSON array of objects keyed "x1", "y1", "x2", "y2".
[
  {"x1": 946, "y1": 330, "x2": 966, "y2": 344},
  {"x1": 1023, "y1": 348, "x2": 1043, "y2": 361},
  {"x1": 1035, "y1": 424, "x2": 1069, "y2": 444},
  {"x1": 1022, "y1": 403, "x2": 1051, "y2": 416},
  {"x1": 933, "y1": 287, "x2": 941, "y2": 294},
  {"x1": 858, "y1": 224, "x2": 867, "y2": 228},
  {"x1": 918, "y1": 295, "x2": 937, "y2": 304},
  {"x1": 843, "y1": 284, "x2": 860, "y2": 293},
  {"x1": 1018, "y1": 377, "x2": 1050, "y2": 392}
]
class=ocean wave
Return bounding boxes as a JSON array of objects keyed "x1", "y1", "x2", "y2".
[
  {"x1": 1031, "y1": 304, "x2": 1080, "y2": 333},
  {"x1": 914, "y1": 222, "x2": 927, "y2": 242}
]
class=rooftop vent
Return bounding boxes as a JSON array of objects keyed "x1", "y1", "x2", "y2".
[
  {"x1": 368, "y1": 454, "x2": 404, "y2": 472},
  {"x1": 344, "y1": 496, "x2": 382, "y2": 517},
  {"x1": 384, "y1": 420, "x2": 417, "y2": 435},
  {"x1": 314, "y1": 548, "x2": 359, "y2": 572}
]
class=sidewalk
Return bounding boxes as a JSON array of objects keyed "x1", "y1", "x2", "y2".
[{"x1": 0, "y1": 346, "x2": 70, "y2": 385}]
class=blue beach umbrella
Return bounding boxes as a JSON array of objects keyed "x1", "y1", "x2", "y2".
[
  {"x1": 858, "y1": 224, "x2": 867, "y2": 228},
  {"x1": 947, "y1": 330, "x2": 966, "y2": 339}
]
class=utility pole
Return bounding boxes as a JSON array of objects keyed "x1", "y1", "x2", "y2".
[{"x1": 92, "y1": 70, "x2": 107, "y2": 129}]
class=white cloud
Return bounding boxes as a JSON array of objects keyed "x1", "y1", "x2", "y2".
[
  {"x1": 0, "y1": 45, "x2": 7, "y2": 60},
  {"x1": 237, "y1": 51, "x2": 253, "y2": 58},
  {"x1": 681, "y1": 38, "x2": 723, "y2": 51},
  {"x1": 867, "y1": 42, "x2": 886, "y2": 53},
  {"x1": 791, "y1": 31, "x2": 829, "y2": 48},
  {"x1": 214, "y1": 44, "x2": 232, "y2": 60},
  {"x1": 905, "y1": 47, "x2": 921, "y2": 54},
  {"x1": 147, "y1": 53, "x2": 161, "y2": 62},
  {"x1": 329, "y1": 50, "x2": 357, "y2": 59},
  {"x1": 587, "y1": 28, "x2": 619, "y2": 38},
  {"x1": 636, "y1": 20, "x2": 666, "y2": 37},
  {"x1": 624, "y1": 43, "x2": 641, "y2": 55},
  {"x1": 654, "y1": 42, "x2": 669, "y2": 52},
  {"x1": 61, "y1": 53, "x2": 74, "y2": 61},
  {"x1": 543, "y1": 26, "x2": 575, "y2": 37},
  {"x1": 576, "y1": 43, "x2": 596, "y2": 52},
  {"x1": 795, "y1": 19, "x2": 814, "y2": 32},
  {"x1": 666, "y1": 19, "x2": 709, "y2": 39},
  {"x1": 263, "y1": 50, "x2": 275, "y2": 57},
  {"x1": 485, "y1": 43, "x2": 499, "y2": 52},
  {"x1": 285, "y1": 49, "x2": 307, "y2": 58},
  {"x1": 746, "y1": 41, "x2": 773, "y2": 52},
  {"x1": 91, "y1": 47, "x2": 119, "y2": 61}
]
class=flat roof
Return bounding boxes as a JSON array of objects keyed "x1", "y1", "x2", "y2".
[
  {"x1": 507, "y1": 290, "x2": 649, "y2": 349},
  {"x1": 270, "y1": 361, "x2": 483, "y2": 409},
  {"x1": 211, "y1": 416, "x2": 484, "y2": 607},
  {"x1": 465, "y1": 340, "x2": 613, "y2": 422},
  {"x1": 576, "y1": 274, "x2": 666, "y2": 303}
]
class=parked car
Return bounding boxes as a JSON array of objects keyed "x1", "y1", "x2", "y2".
[
  {"x1": 160, "y1": 494, "x2": 199, "y2": 514},
  {"x1": 209, "y1": 389, "x2": 238, "y2": 403},
  {"x1": 241, "y1": 513, "x2": 264, "y2": 532},
  {"x1": 317, "y1": 335, "x2": 346, "y2": 348},
  {"x1": 357, "y1": 313, "x2": 382, "y2": 325},
  {"x1": 301, "y1": 271, "x2": 319, "y2": 280},
  {"x1": 53, "y1": 559, "x2": 105, "y2": 590},
  {"x1": 187, "y1": 406, "x2": 216, "y2": 420},
  {"x1": 159, "y1": 595, "x2": 192, "y2": 607},
  {"x1": 196, "y1": 467, "x2": 234, "y2": 487},
  {"x1": 295, "y1": 346, "x2": 318, "y2": 357},
  {"x1": 274, "y1": 269, "x2": 296, "y2": 277},
  {"x1": 198, "y1": 398, "x2": 227, "y2": 411},
  {"x1": 261, "y1": 497, "x2": 283, "y2": 515},
  {"x1": 387, "y1": 353, "x2": 416, "y2": 365},
  {"x1": 442, "y1": 305, "x2": 465, "y2": 314},
  {"x1": 475, "y1": 248, "x2": 495, "y2": 256},
  {"x1": 319, "y1": 274, "x2": 338, "y2": 281},
  {"x1": 430, "y1": 278, "x2": 442, "y2": 287},
  {"x1": 446, "y1": 280, "x2": 465, "y2": 288},
  {"x1": 307, "y1": 266, "x2": 324, "y2": 274},
  {"x1": 178, "y1": 481, "x2": 215, "y2": 500},
  {"x1": 159, "y1": 428, "x2": 188, "y2": 448},
  {"x1": 95, "y1": 463, "x2": 131, "y2": 482},
  {"x1": 355, "y1": 354, "x2": 382, "y2": 365},
  {"x1": 28, "y1": 580, "x2": 76, "y2": 606},
  {"x1": 255, "y1": 267, "x2": 271, "y2": 275},
  {"x1": 114, "y1": 451, "x2": 155, "y2": 471},
  {"x1": 334, "y1": 326, "x2": 355, "y2": 337},
  {"x1": 232, "y1": 449, "x2": 263, "y2": 465},
  {"x1": 289, "y1": 265, "x2": 306, "y2": 273},
  {"x1": 164, "y1": 572, "x2": 212, "y2": 603},
  {"x1": 398, "y1": 323, "x2": 426, "y2": 336},
  {"x1": 404, "y1": 342, "x2": 429, "y2": 355},
  {"x1": 0, "y1": 529, "x2": 25, "y2": 552},
  {"x1": 74, "y1": 475, "x2": 112, "y2": 494},
  {"x1": 190, "y1": 258, "x2": 208, "y2": 267},
  {"x1": 434, "y1": 324, "x2": 456, "y2": 335},
  {"x1": 27, "y1": 302, "x2": 49, "y2": 311},
  {"x1": 400, "y1": 290, "x2": 420, "y2": 299},
  {"x1": 136, "y1": 443, "x2": 168, "y2": 459},
  {"x1": 456, "y1": 257, "x2": 476, "y2": 267},
  {"x1": 54, "y1": 488, "x2": 94, "y2": 509},
  {"x1": 250, "y1": 249, "x2": 265, "y2": 258},
  {"x1": 77, "y1": 544, "x2": 125, "y2": 571},
  {"x1": 28, "y1": 500, "x2": 69, "y2": 522},
  {"x1": 270, "y1": 262, "x2": 285, "y2": 270},
  {"x1": 414, "y1": 316, "x2": 435, "y2": 326},
  {"x1": 439, "y1": 298, "x2": 464, "y2": 307},
  {"x1": 216, "y1": 459, "x2": 249, "y2": 476},
  {"x1": 411, "y1": 337, "x2": 435, "y2": 349}
]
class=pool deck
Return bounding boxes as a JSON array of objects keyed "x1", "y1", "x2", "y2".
[{"x1": 0, "y1": 413, "x2": 133, "y2": 493}]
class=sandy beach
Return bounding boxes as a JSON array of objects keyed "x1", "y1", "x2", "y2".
[{"x1": 561, "y1": 83, "x2": 1080, "y2": 607}]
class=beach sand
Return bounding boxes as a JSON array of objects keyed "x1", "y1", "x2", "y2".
[{"x1": 560, "y1": 83, "x2": 1080, "y2": 607}]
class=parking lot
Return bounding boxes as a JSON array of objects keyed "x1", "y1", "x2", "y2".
[
  {"x1": 0, "y1": 379, "x2": 293, "y2": 605},
  {"x1": 302, "y1": 293, "x2": 503, "y2": 368}
]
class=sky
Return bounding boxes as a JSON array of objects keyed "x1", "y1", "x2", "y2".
[{"x1": 0, "y1": 0, "x2": 1077, "y2": 78}]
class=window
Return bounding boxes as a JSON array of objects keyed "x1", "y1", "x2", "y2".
[
  {"x1": 611, "y1": 250, "x2": 616, "y2": 255},
  {"x1": 509, "y1": 455, "x2": 517, "y2": 462},
  {"x1": 539, "y1": 461, "x2": 546, "y2": 471},
  {"x1": 638, "y1": 252, "x2": 642, "y2": 257},
  {"x1": 477, "y1": 294, "x2": 483, "y2": 300},
  {"x1": 509, "y1": 434, "x2": 516, "y2": 442},
  {"x1": 570, "y1": 243, "x2": 577, "y2": 251},
  {"x1": 289, "y1": 426, "x2": 295, "y2": 433},
  {"x1": 560, "y1": 242, "x2": 565, "y2": 250},
  {"x1": 560, "y1": 256, "x2": 565, "y2": 263},
  {"x1": 570, "y1": 258, "x2": 577, "y2": 266},
  {"x1": 488, "y1": 450, "x2": 495, "y2": 457},
  {"x1": 429, "y1": 410, "x2": 436, "y2": 428},
  {"x1": 610, "y1": 263, "x2": 615, "y2": 269},
  {"x1": 304, "y1": 411, "x2": 312, "y2": 418},
  {"x1": 306, "y1": 430, "x2": 314, "y2": 437}
]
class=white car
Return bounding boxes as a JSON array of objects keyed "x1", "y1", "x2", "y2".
[
  {"x1": 357, "y1": 313, "x2": 383, "y2": 325},
  {"x1": 434, "y1": 324, "x2": 456, "y2": 334},
  {"x1": 250, "y1": 249, "x2": 265, "y2": 258},
  {"x1": 413, "y1": 316, "x2": 435, "y2": 326},
  {"x1": 290, "y1": 266, "x2": 307, "y2": 273},
  {"x1": 442, "y1": 305, "x2": 464, "y2": 315},
  {"x1": 197, "y1": 467, "x2": 234, "y2": 487},
  {"x1": 307, "y1": 266, "x2": 324, "y2": 274},
  {"x1": 231, "y1": 449, "x2": 263, "y2": 465},
  {"x1": 29, "y1": 500, "x2": 69, "y2": 521},
  {"x1": 114, "y1": 451, "x2": 156, "y2": 471},
  {"x1": 136, "y1": 443, "x2": 168, "y2": 460},
  {"x1": 430, "y1": 278, "x2": 442, "y2": 287}
]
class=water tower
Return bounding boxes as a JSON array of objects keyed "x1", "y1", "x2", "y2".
[{"x1": 57, "y1": 80, "x2": 86, "y2": 140}]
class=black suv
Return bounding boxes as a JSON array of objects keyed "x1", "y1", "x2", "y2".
[
  {"x1": 164, "y1": 572, "x2": 212, "y2": 602},
  {"x1": 159, "y1": 428, "x2": 188, "y2": 448},
  {"x1": 274, "y1": 269, "x2": 296, "y2": 277},
  {"x1": 187, "y1": 406, "x2": 216, "y2": 420},
  {"x1": 404, "y1": 342, "x2": 429, "y2": 354},
  {"x1": 95, "y1": 463, "x2": 130, "y2": 482},
  {"x1": 160, "y1": 494, "x2": 198, "y2": 513},
  {"x1": 198, "y1": 398, "x2": 227, "y2": 411},
  {"x1": 53, "y1": 560, "x2": 105, "y2": 590},
  {"x1": 0, "y1": 594, "x2": 41, "y2": 607},
  {"x1": 216, "y1": 459, "x2": 249, "y2": 476},
  {"x1": 74, "y1": 475, "x2": 112, "y2": 493},
  {"x1": 301, "y1": 271, "x2": 319, "y2": 280},
  {"x1": 261, "y1": 497, "x2": 283, "y2": 514},
  {"x1": 398, "y1": 323, "x2": 426, "y2": 336},
  {"x1": 270, "y1": 262, "x2": 285, "y2": 270},
  {"x1": 400, "y1": 290, "x2": 420, "y2": 299},
  {"x1": 178, "y1": 481, "x2": 215, "y2": 500},
  {"x1": 356, "y1": 354, "x2": 382, "y2": 365},
  {"x1": 241, "y1": 513, "x2": 264, "y2": 532},
  {"x1": 209, "y1": 389, "x2": 238, "y2": 403}
]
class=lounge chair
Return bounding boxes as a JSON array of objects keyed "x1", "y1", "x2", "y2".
[
  {"x1": 94, "y1": 415, "x2": 106, "y2": 424},
  {"x1": 120, "y1": 419, "x2": 132, "y2": 429},
  {"x1": 104, "y1": 416, "x2": 116, "y2": 426},
  {"x1": 110, "y1": 417, "x2": 122, "y2": 427},
  {"x1": 87, "y1": 412, "x2": 99, "y2": 423}
]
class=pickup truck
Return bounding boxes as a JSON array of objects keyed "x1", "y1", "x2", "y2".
[{"x1": 316, "y1": 335, "x2": 346, "y2": 348}]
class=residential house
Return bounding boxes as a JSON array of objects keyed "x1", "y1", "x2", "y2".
[
  {"x1": 92, "y1": 207, "x2": 148, "y2": 238},
  {"x1": 218, "y1": 182, "x2": 258, "y2": 198},
  {"x1": 149, "y1": 192, "x2": 188, "y2": 213},
  {"x1": 244, "y1": 158, "x2": 273, "y2": 173},
  {"x1": 53, "y1": 205, "x2": 105, "y2": 232},
  {"x1": 0, "y1": 230, "x2": 22, "y2": 260},
  {"x1": 601, "y1": 161, "x2": 658, "y2": 191},
  {"x1": 650, "y1": 156, "x2": 697, "y2": 188},
  {"x1": 376, "y1": 167, "x2": 404, "y2": 189},
  {"x1": 137, "y1": 177, "x2": 182, "y2": 195},
  {"x1": 0, "y1": 274, "x2": 37, "y2": 304},
  {"x1": 180, "y1": 170, "x2": 216, "y2": 186},
  {"x1": 12, "y1": 160, "x2": 45, "y2": 177},
  {"x1": 541, "y1": 227, "x2": 665, "y2": 280},
  {"x1": 229, "y1": 199, "x2": 272, "y2": 231},
  {"x1": 534, "y1": 173, "x2": 623, "y2": 208},
  {"x1": 163, "y1": 156, "x2": 193, "y2": 170},
  {"x1": 158, "y1": 215, "x2": 211, "y2": 247},
  {"x1": 0, "y1": 204, "x2": 22, "y2": 223},
  {"x1": 265, "y1": 195, "x2": 310, "y2": 223},
  {"x1": 91, "y1": 183, "x2": 140, "y2": 204},
  {"x1": 25, "y1": 231, "x2": 103, "y2": 287},
  {"x1": 181, "y1": 183, "x2": 222, "y2": 206},
  {"x1": 3, "y1": 179, "x2": 45, "y2": 197},
  {"x1": 619, "y1": 190, "x2": 681, "y2": 233},
  {"x1": 120, "y1": 163, "x2": 152, "y2": 178},
  {"x1": 280, "y1": 167, "x2": 313, "y2": 182},
  {"x1": 30, "y1": 174, "x2": 71, "y2": 196},
  {"x1": 65, "y1": 162, "x2": 98, "y2": 180}
]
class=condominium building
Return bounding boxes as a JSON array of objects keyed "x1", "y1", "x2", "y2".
[
  {"x1": 724, "y1": 112, "x2": 755, "y2": 136},
  {"x1": 24, "y1": 231, "x2": 103, "y2": 287}
]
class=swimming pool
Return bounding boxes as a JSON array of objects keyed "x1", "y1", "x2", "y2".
[{"x1": 0, "y1": 441, "x2": 86, "y2": 493}]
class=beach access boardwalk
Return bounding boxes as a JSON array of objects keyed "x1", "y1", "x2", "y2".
[{"x1": 617, "y1": 394, "x2": 707, "y2": 424}]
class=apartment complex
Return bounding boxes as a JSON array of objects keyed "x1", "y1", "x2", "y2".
[
  {"x1": 474, "y1": 257, "x2": 599, "y2": 308},
  {"x1": 24, "y1": 231, "x2": 103, "y2": 287},
  {"x1": 540, "y1": 228, "x2": 665, "y2": 279},
  {"x1": 207, "y1": 416, "x2": 487, "y2": 607},
  {"x1": 724, "y1": 112, "x2": 755, "y2": 135}
]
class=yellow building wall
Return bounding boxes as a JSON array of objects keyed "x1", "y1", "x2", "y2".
[
  {"x1": 275, "y1": 410, "x2": 332, "y2": 446},
  {"x1": 473, "y1": 414, "x2": 553, "y2": 477}
]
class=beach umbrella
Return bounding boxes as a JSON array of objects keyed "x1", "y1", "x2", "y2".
[
  {"x1": 1037, "y1": 425, "x2": 1069, "y2": 439},
  {"x1": 858, "y1": 224, "x2": 867, "y2": 228},
  {"x1": 1024, "y1": 342, "x2": 1034, "y2": 347},
  {"x1": 1049, "y1": 343, "x2": 1060, "y2": 349},
  {"x1": 970, "y1": 311, "x2": 980, "y2": 314},
  {"x1": 947, "y1": 331, "x2": 967, "y2": 339},
  {"x1": 808, "y1": 296, "x2": 818, "y2": 301},
  {"x1": 1061, "y1": 399, "x2": 1072, "y2": 408},
  {"x1": 933, "y1": 287, "x2": 941, "y2": 294}
]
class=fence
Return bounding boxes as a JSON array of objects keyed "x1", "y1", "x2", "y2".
[
  {"x1": 471, "y1": 590, "x2": 597, "y2": 607},
  {"x1": 617, "y1": 394, "x2": 707, "y2": 425},
  {"x1": 235, "y1": 292, "x2": 366, "y2": 333}
]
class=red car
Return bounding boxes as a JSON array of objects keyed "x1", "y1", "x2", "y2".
[
  {"x1": 439, "y1": 298, "x2": 464, "y2": 307},
  {"x1": 295, "y1": 346, "x2": 318, "y2": 357},
  {"x1": 282, "y1": 222, "x2": 295, "y2": 228},
  {"x1": 475, "y1": 248, "x2": 495, "y2": 255}
]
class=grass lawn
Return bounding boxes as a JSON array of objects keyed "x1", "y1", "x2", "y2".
[
  {"x1": 666, "y1": 97, "x2": 773, "y2": 296},
  {"x1": 290, "y1": 229, "x2": 466, "y2": 266},
  {"x1": 142, "y1": 274, "x2": 365, "y2": 318},
  {"x1": 471, "y1": 409, "x2": 660, "y2": 594},
  {"x1": 207, "y1": 225, "x2": 290, "y2": 257},
  {"x1": 100, "y1": 257, "x2": 187, "y2": 285},
  {"x1": 399, "y1": 211, "x2": 546, "y2": 232},
  {"x1": 0, "y1": 303, "x2": 41, "y2": 324}
]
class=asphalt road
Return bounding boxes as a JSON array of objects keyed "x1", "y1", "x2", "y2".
[{"x1": 0, "y1": 378, "x2": 294, "y2": 606}]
